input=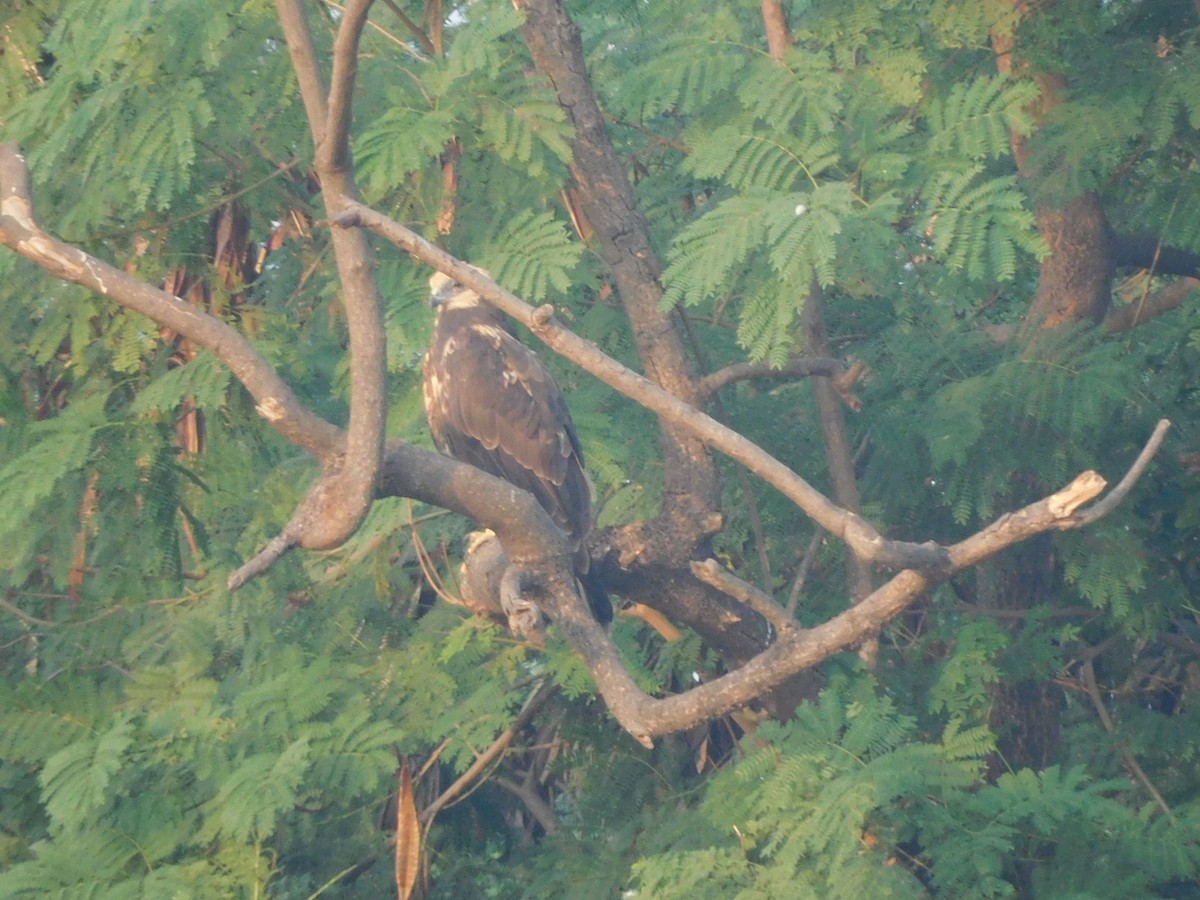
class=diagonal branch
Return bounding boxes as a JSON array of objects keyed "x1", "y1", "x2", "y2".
[
  {"x1": 0, "y1": 143, "x2": 342, "y2": 461},
  {"x1": 1103, "y1": 277, "x2": 1200, "y2": 333},
  {"x1": 516, "y1": 0, "x2": 720, "y2": 523},
  {"x1": 588, "y1": 436, "x2": 1162, "y2": 743},
  {"x1": 333, "y1": 201, "x2": 949, "y2": 572}
]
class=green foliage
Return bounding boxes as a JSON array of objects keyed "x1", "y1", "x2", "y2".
[
  {"x1": 2, "y1": 0, "x2": 1200, "y2": 896},
  {"x1": 634, "y1": 678, "x2": 1200, "y2": 898},
  {"x1": 922, "y1": 166, "x2": 1045, "y2": 281},
  {"x1": 926, "y1": 75, "x2": 1040, "y2": 161},
  {"x1": 479, "y1": 209, "x2": 583, "y2": 302}
]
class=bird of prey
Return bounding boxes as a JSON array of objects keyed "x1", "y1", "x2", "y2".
[{"x1": 423, "y1": 270, "x2": 612, "y2": 627}]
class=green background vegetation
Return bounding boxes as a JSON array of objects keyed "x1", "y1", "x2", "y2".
[{"x1": 3, "y1": 0, "x2": 1200, "y2": 895}]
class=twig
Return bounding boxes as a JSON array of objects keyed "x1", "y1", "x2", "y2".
[
  {"x1": 691, "y1": 559, "x2": 798, "y2": 637},
  {"x1": 697, "y1": 356, "x2": 844, "y2": 397},
  {"x1": 228, "y1": 532, "x2": 295, "y2": 591},
  {"x1": 678, "y1": 307, "x2": 772, "y2": 591},
  {"x1": 493, "y1": 776, "x2": 559, "y2": 836},
  {"x1": 1072, "y1": 420, "x2": 1170, "y2": 525},
  {"x1": 419, "y1": 679, "x2": 558, "y2": 825},
  {"x1": 377, "y1": 0, "x2": 437, "y2": 56},
  {"x1": 1079, "y1": 658, "x2": 1175, "y2": 824},
  {"x1": 785, "y1": 530, "x2": 824, "y2": 617}
]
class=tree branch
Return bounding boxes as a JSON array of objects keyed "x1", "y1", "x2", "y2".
[
  {"x1": 1103, "y1": 277, "x2": 1200, "y2": 333},
  {"x1": 332, "y1": 201, "x2": 949, "y2": 572},
  {"x1": 1080, "y1": 658, "x2": 1175, "y2": 823},
  {"x1": 802, "y1": 281, "x2": 874, "y2": 607},
  {"x1": 0, "y1": 143, "x2": 342, "y2": 461},
  {"x1": 378, "y1": 0, "x2": 437, "y2": 57},
  {"x1": 691, "y1": 559, "x2": 799, "y2": 638},
  {"x1": 696, "y1": 355, "x2": 844, "y2": 398},
  {"x1": 516, "y1": 0, "x2": 720, "y2": 524},
  {"x1": 271, "y1": 0, "x2": 387, "y2": 552},
  {"x1": 594, "y1": 434, "x2": 1160, "y2": 742},
  {"x1": 419, "y1": 679, "x2": 558, "y2": 825},
  {"x1": 1108, "y1": 229, "x2": 1200, "y2": 278}
]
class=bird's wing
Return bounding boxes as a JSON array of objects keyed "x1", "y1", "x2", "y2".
[{"x1": 427, "y1": 318, "x2": 592, "y2": 540}]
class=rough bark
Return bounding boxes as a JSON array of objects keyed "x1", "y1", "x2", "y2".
[
  {"x1": 987, "y1": 1, "x2": 1107, "y2": 778},
  {"x1": 516, "y1": 0, "x2": 719, "y2": 522},
  {"x1": 1024, "y1": 194, "x2": 1113, "y2": 329},
  {"x1": 983, "y1": 535, "x2": 1063, "y2": 776}
]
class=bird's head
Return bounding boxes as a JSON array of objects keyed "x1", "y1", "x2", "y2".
[{"x1": 429, "y1": 266, "x2": 491, "y2": 311}]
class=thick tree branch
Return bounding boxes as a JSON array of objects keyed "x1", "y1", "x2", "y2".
[
  {"x1": 1108, "y1": 229, "x2": 1200, "y2": 278},
  {"x1": 271, "y1": 0, "x2": 387, "y2": 552},
  {"x1": 1104, "y1": 277, "x2": 1200, "y2": 333},
  {"x1": 324, "y1": 0, "x2": 375, "y2": 173},
  {"x1": 516, "y1": 0, "x2": 720, "y2": 524}
]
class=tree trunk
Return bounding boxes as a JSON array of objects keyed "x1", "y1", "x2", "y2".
[{"x1": 1024, "y1": 193, "x2": 1112, "y2": 330}]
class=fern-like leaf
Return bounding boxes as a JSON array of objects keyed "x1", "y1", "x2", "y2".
[{"x1": 479, "y1": 209, "x2": 583, "y2": 302}]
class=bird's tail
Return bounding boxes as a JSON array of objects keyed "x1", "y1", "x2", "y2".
[{"x1": 579, "y1": 564, "x2": 612, "y2": 625}]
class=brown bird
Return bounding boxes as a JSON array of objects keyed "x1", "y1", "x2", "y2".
[{"x1": 423, "y1": 270, "x2": 611, "y2": 625}]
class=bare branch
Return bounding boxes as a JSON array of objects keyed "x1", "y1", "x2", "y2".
[
  {"x1": 691, "y1": 559, "x2": 799, "y2": 638},
  {"x1": 274, "y1": 0, "x2": 331, "y2": 148},
  {"x1": 378, "y1": 0, "x2": 437, "y2": 57},
  {"x1": 419, "y1": 679, "x2": 558, "y2": 825},
  {"x1": 697, "y1": 356, "x2": 844, "y2": 398},
  {"x1": 1071, "y1": 419, "x2": 1170, "y2": 525},
  {"x1": 325, "y1": 0, "x2": 375, "y2": 172},
  {"x1": 1080, "y1": 658, "x2": 1175, "y2": 823},
  {"x1": 333, "y1": 201, "x2": 949, "y2": 572},
  {"x1": 228, "y1": 533, "x2": 295, "y2": 591},
  {"x1": 494, "y1": 776, "x2": 559, "y2": 836},
  {"x1": 273, "y1": 0, "x2": 387, "y2": 553},
  {"x1": 802, "y1": 279, "x2": 874, "y2": 668}
]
